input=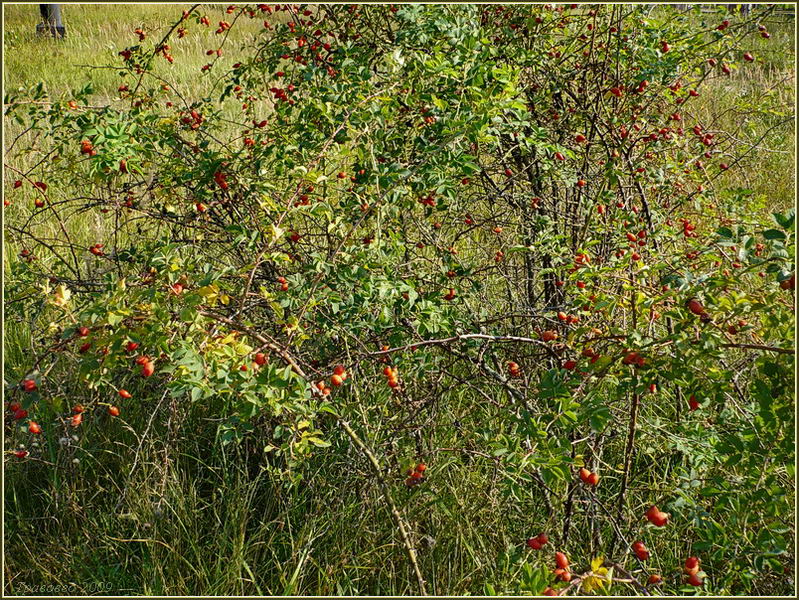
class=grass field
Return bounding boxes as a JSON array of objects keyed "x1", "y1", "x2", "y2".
[{"x1": 3, "y1": 3, "x2": 796, "y2": 597}]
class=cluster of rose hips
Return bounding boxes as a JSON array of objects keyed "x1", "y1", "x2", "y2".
[
  {"x1": 291, "y1": 184, "x2": 314, "y2": 207},
  {"x1": 180, "y1": 109, "x2": 204, "y2": 131},
  {"x1": 581, "y1": 346, "x2": 600, "y2": 364},
  {"x1": 418, "y1": 193, "x2": 436, "y2": 207},
  {"x1": 556, "y1": 311, "x2": 579, "y2": 325},
  {"x1": 314, "y1": 380, "x2": 332, "y2": 396},
  {"x1": 684, "y1": 556, "x2": 704, "y2": 586},
  {"x1": 404, "y1": 462, "x2": 426, "y2": 487},
  {"x1": 383, "y1": 365, "x2": 399, "y2": 389},
  {"x1": 330, "y1": 364, "x2": 348, "y2": 387},
  {"x1": 631, "y1": 540, "x2": 650, "y2": 561},
  {"x1": 621, "y1": 351, "x2": 646, "y2": 368},
  {"x1": 134, "y1": 353, "x2": 155, "y2": 377},
  {"x1": 213, "y1": 171, "x2": 229, "y2": 190},
  {"x1": 540, "y1": 330, "x2": 558, "y2": 342},
  {"x1": 553, "y1": 551, "x2": 571, "y2": 582},
  {"x1": 156, "y1": 42, "x2": 175, "y2": 63},
  {"x1": 679, "y1": 217, "x2": 698, "y2": 238},
  {"x1": 578, "y1": 467, "x2": 599, "y2": 487},
  {"x1": 525, "y1": 532, "x2": 548, "y2": 550},
  {"x1": 69, "y1": 404, "x2": 84, "y2": 427},
  {"x1": 269, "y1": 84, "x2": 296, "y2": 104},
  {"x1": 6, "y1": 401, "x2": 28, "y2": 422},
  {"x1": 80, "y1": 139, "x2": 96, "y2": 157},
  {"x1": 645, "y1": 505, "x2": 669, "y2": 527}
]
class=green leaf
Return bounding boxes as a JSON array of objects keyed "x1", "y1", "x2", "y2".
[{"x1": 762, "y1": 229, "x2": 787, "y2": 241}]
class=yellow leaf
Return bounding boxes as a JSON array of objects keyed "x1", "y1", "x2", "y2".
[
  {"x1": 270, "y1": 224, "x2": 284, "y2": 242},
  {"x1": 219, "y1": 333, "x2": 237, "y2": 345},
  {"x1": 197, "y1": 284, "x2": 219, "y2": 298},
  {"x1": 51, "y1": 284, "x2": 71, "y2": 308},
  {"x1": 582, "y1": 558, "x2": 610, "y2": 594}
]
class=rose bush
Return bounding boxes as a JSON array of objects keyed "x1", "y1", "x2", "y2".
[{"x1": 4, "y1": 3, "x2": 794, "y2": 595}]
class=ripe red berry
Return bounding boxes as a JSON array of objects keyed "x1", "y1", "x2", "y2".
[
  {"x1": 687, "y1": 573, "x2": 703, "y2": 586},
  {"x1": 28, "y1": 421, "x2": 42, "y2": 434},
  {"x1": 254, "y1": 353, "x2": 267, "y2": 365},
  {"x1": 141, "y1": 361, "x2": 155, "y2": 377},
  {"x1": 685, "y1": 556, "x2": 700, "y2": 574},
  {"x1": 541, "y1": 330, "x2": 558, "y2": 342},
  {"x1": 119, "y1": 389, "x2": 132, "y2": 399},
  {"x1": 646, "y1": 506, "x2": 669, "y2": 527},
  {"x1": 555, "y1": 551, "x2": 569, "y2": 569},
  {"x1": 22, "y1": 379, "x2": 37, "y2": 392},
  {"x1": 687, "y1": 299, "x2": 705, "y2": 315},
  {"x1": 108, "y1": 405, "x2": 121, "y2": 417}
]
